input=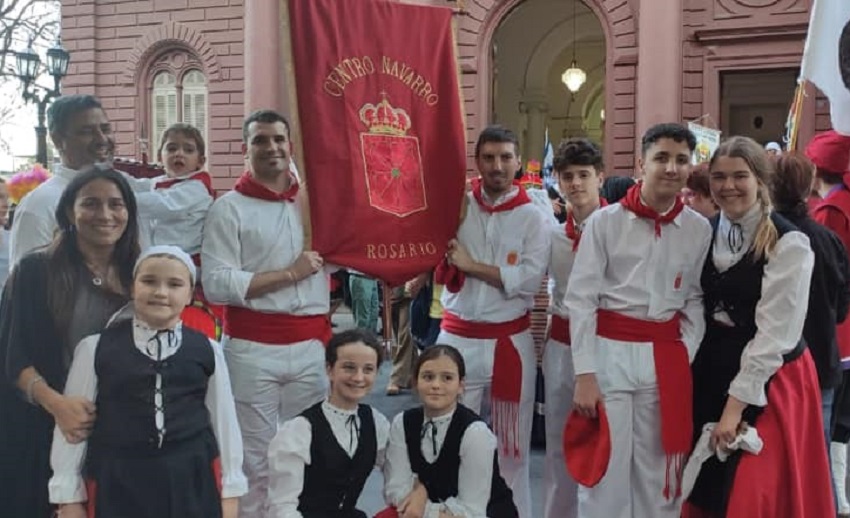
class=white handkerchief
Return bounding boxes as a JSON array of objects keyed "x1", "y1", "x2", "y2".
[{"x1": 680, "y1": 423, "x2": 763, "y2": 500}]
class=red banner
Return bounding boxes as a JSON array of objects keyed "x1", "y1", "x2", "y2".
[{"x1": 288, "y1": 0, "x2": 466, "y2": 287}]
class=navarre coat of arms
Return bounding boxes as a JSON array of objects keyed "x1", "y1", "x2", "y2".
[{"x1": 359, "y1": 95, "x2": 427, "y2": 217}]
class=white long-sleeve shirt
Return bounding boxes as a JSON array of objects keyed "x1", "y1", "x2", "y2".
[
  {"x1": 548, "y1": 212, "x2": 596, "y2": 320},
  {"x1": 267, "y1": 402, "x2": 390, "y2": 517},
  {"x1": 201, "y1": 189, "x2": 329, "y2": 314},
  {"x1": 136, "y1": 171, "x2": 214, "y2": 255},
  {"x1": 383, "y1": 409, "x2": 497, "y2": 518},
  {"x1": 48, "y1": 319, "x2": 248, "y2": 503},
  {"x1": 9, "y1": 164, "x2": 77, "y2": 267},
  {"x1": 441, "y1": 188, "x2": 551, "y2": 323},
  {"x1": 565, "y1": 203, "x2": 712, "y2": 375},
  {"x1": 711, "y1": 206, "x2": 814, "y2": 406}
]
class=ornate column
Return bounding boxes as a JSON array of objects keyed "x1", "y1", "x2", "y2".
[
  {"x1": 635, "y1": 0, "x2": 683, "y2": 140},
  {"x1": 519, "y1": 98, "x2": 549, "y2": 162}
]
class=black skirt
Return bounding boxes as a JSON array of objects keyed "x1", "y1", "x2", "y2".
[{"x1": 85, "y1": 428, "x2": 222, "y2": 518}]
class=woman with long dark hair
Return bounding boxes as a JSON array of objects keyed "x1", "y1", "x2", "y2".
[{"x1": 0, "y1": 167, "x2": 140, "y2": 517}]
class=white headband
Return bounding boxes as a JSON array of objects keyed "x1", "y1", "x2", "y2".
[{"x1": 134, "y1": 245, "x2": 196, "y2": 285}]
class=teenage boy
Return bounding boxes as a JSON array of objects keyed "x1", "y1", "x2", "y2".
[
  {"x1": 542, "y1": 138, "x2": 606, "y2": 518},
  {"x1": 565, "y1": 123, "x2": 711, "y2": 518}
]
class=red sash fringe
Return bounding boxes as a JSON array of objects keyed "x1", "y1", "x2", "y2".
[
  {"x1": 441, "y1": 312, "x2": 530, "y2": 458},
  {"x1": 596, "y1": 309, "x2": 691, "y2": 499}
]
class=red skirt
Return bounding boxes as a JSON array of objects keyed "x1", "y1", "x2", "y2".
[{"x1": 683, "y1": 349, "x2": 834, "y2": 518}]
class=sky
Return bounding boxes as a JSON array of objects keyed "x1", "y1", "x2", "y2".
[
  {"x1": 0, "y1": 83, "x2": 38, "y2": 172},
  {"x1": 0, "y1": 0, "x2": 61, "y2": 172}
]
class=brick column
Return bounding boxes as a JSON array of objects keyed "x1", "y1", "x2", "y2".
[
  {"x1": 635, "y1": 0, "x2": 683, "y2": 141},
  {"x1": 244, "y1": 0, "x2": 285, "y2": 114}
]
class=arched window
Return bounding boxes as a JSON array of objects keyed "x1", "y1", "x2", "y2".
[{"x1": 146, "y1": 49, "x2": 209, "y2": 150}]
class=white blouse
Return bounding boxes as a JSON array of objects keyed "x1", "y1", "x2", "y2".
[
  {"x1": 711, "y1": 206, "x2": 814, "y2": 406},
  {"x1": 383, "y1": 408, "x2": 497, "y2": 518},
  {"x1": 267, "y1": 401, "x2": 390, "y2": 518},
  {"x1": 48, "y1": 318, "x2": 248, "y2": 503}
]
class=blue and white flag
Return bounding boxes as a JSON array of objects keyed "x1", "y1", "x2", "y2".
[{"x1": 542, "y1": 127, "x2": 555, "y2": 189}]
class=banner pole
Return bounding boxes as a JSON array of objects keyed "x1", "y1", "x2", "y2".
[
  {"x1": 382, "y1": 283, "x2": 394, "y2": 361},
  {"x1": 786, "y1": 80, "x2": 807, "y2": 152},
  {"x1": 280, "y1": 0, "x2": 312, "y2": 249},
  {"x1": 451, "y1": 9, "x2": 472, "y2": 224}
]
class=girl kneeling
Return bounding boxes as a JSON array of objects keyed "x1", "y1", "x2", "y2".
[
  {"x1": 267, "y1": 328, "x2": 390, "y2": 517},
  {"x1": 384, "y1": 345, "x2": 518, "y2": 518}
]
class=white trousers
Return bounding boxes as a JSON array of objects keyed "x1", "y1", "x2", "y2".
[
  {"x1": 437, "y1": 329, "x2": 536, "y2": 518},
  {"x1": 577, "y1": 337, "x2": 682, "y2": 518},
  {"x1": 832, "y1": 442, "x2": 850, "y2": 514},
  {"x1": 542, "y1": 338, "x2": 578, "y2": 518},
  {"x1": 223, "y1": 337, "x2": 328, "y2": 518}
]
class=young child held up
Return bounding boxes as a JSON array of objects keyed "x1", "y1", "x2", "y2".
[{"x1": 139, "y1": 123, "x2": 215, "y2": 257}]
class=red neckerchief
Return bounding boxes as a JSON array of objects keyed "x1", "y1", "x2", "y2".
[
  {"x1": 619, "y1": 184, "x2": 684, "y2": 238},
  {"x1": 471, "y1": 179, "x2": 531, "y2": 213},
  {"x1": 154, "y1": 171, "x2": 215, "y2": 197},
  {"x1": 565, "y1": 198, "x2": 608, "y2": 251},
  {"x1": 233, "y1": 170, "x2": 299, "y2": 202}
]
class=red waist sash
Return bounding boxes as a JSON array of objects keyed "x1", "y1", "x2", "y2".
[
  {"x1": 224, "y1": 306, "x2": 332, "y2": 346},
  {"x1": 550, "y1": 315, "x2": 571, "y2": 345},
  {"x1": 440, "y1": 311, "x2": 530, "y2": 338},
  {"x1": 440, "y1": 311, "x2": 530, "y2": 458},
  {"x1": 596, "y1": 309, "x2": 691, "y2": 498}
]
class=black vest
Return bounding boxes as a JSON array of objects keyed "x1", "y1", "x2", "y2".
[
  {"x1": 402, "y1": 405, "x2": 518, "y2": 518},
  {"x1": 88, "y1": 320, "x2": 215, "y2": 455},
  {"x1": 693, "y1": 212, "x2": 805, "y2": 428},
  {"x1": 298, "y1": 402, "x2": 375, "y2": 518}
]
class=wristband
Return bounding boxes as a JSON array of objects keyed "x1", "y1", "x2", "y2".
[{"x1": 26, "y1": 375, "x2": 44, "y2": 405}]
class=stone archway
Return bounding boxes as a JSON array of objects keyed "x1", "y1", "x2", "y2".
[{"x1": 457, "y1": 0, "x2": 637, "y2": 173}]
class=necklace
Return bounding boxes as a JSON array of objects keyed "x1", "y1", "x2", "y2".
[{"x1": 85, "y1": 261, "x2": 110, "y2": 287}]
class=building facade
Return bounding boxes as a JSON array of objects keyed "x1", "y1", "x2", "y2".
[{"x1": 59, "y1": 0, "x2": 822, "y2": 186}]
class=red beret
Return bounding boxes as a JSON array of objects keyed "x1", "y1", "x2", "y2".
[
  {"x1": 563, "y1": 403, "x2": 612, "y2": 488},
  {"x1": 805, "y1": 130, "x2": 850, "y2": 175}
]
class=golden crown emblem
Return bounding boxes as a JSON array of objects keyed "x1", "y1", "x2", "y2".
[{"x1": 359, "y1": 94, "x2": 411, "y2": 136}]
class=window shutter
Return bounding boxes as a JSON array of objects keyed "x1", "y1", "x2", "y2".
[
  {"x1": 152, "y1": 71, "x2": 178, "y2": 146},
  {"x1": 182, "y1": 70, "x2": 208, "y2": 145},
  {"x1": 153, "y1": 93, "x2": 167, "y2": 142}
]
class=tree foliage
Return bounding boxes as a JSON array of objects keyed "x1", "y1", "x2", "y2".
[
  {"x1": 0, "y1": 1, "x2": 59, "y2": 164},
  {"x1": 0, "y1": 0, "x2": 60, "y2": 79}
]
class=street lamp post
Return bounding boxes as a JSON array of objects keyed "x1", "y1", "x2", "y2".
[{"x1": 14, "y1": 38, "x2": 70, "y2": 166}]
